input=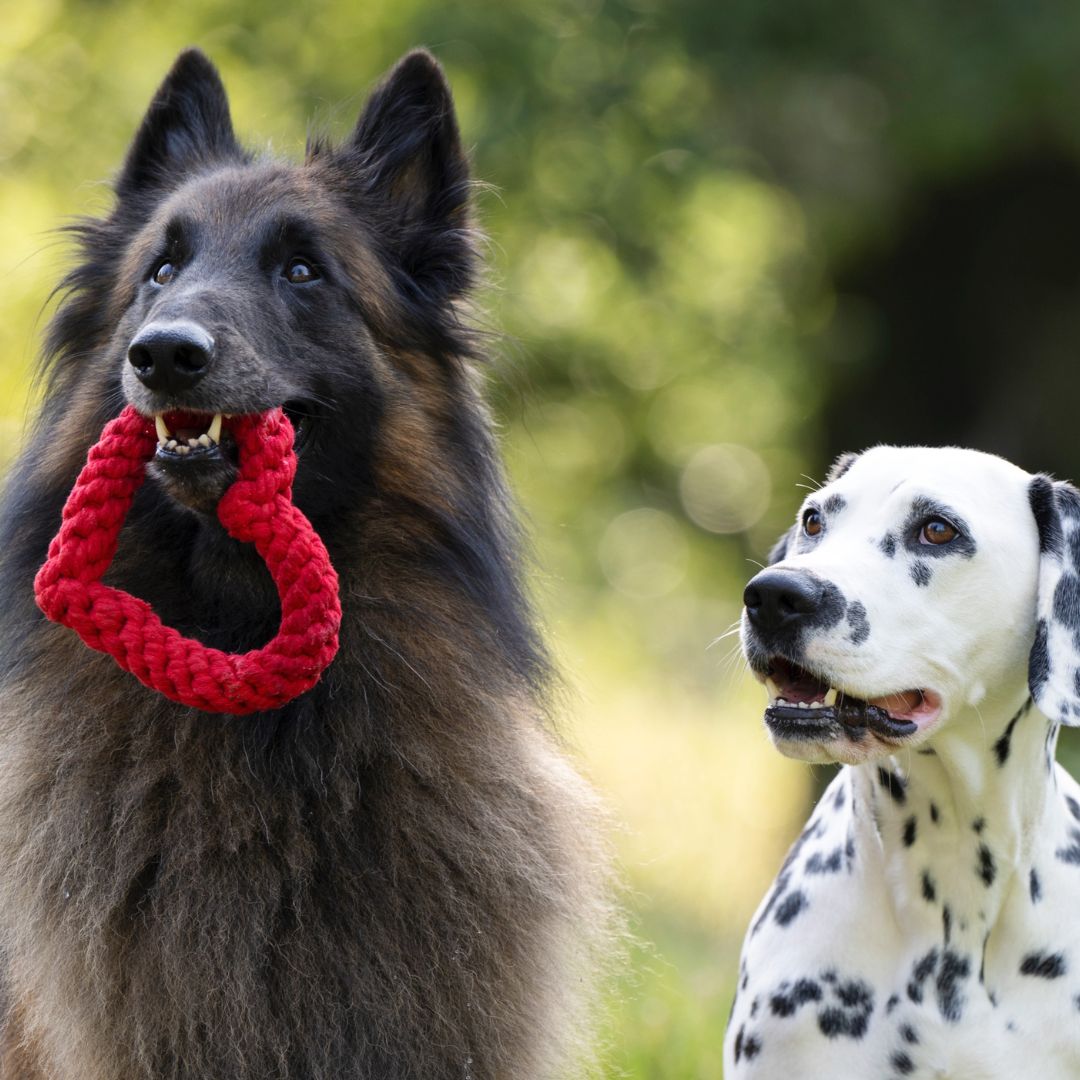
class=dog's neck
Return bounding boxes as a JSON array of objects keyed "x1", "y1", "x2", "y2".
[{"x1": 849, "y1": 683, "x2": 1055, "y2": 952}]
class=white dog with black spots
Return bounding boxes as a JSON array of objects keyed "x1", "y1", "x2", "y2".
[{"x1": 726, "y1": 446, "x2": 1080, "y2": 1079}]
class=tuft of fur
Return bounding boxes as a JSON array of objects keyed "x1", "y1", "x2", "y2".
[{"x1": 0, "y1": 48, "x2": 614, "y2": 1079}]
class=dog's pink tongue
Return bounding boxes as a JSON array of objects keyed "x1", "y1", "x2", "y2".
[{"x1": 867, "y1": 689, "x2": 923, "y2": 716}]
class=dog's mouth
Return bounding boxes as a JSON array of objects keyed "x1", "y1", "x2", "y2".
[
  {"x1": 761, "y1": 657, "x2": 942, "y2": 743},
  {"x1": 147, "y1": 402, "x2": 312, "y2": 514}
]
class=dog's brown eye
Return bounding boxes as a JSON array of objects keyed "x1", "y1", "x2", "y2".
[
  {"x1": 285, "y1": 259, "x2": 318, "y2": 284},
  {"x1": 803, "y1": 509, "x2": 823, "y2": 537},
  {"x1": 920, "y1": 519, "x2": 958, "y2": 546},
  {"x1": 152, "y1": 261, "x2": 176, "y2": 285}
]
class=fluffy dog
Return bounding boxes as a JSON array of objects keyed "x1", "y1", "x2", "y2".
[
  {"x1": 726, "y1": 447, "x2": 1080, "y2": 1078},
  {"x1": 0, "y1": 49, "x2": 611, "y2": 1079}
]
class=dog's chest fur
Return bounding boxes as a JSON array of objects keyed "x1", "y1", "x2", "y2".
[{"x1": 727, "y1": 736, "x2": 1080, "y2": 1079}]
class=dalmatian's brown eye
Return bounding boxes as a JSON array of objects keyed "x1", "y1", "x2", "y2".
[
  {"x1": 803, "y1": 509, "x2": 823, "y2": 537},
  {"x1": 920, "y1": 519, "x2": 958, "y2": 546}
]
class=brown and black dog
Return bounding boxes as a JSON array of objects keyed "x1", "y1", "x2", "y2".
[{"x1": 0, "y1": 49, "x2": 612, "y2": 1079}]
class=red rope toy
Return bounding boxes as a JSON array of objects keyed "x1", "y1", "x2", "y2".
[{"x1": 33, "y1": 405, "x2": 341, "y2": 714}]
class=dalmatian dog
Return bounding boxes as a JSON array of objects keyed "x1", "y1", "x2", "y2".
[{"x1": 725, "y1": 446, "x2": 1080, "y2": 1079}]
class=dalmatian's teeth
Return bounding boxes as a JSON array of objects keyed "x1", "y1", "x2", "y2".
[
  {"x1": 197, "y1": 434, "x2": 212, "y2": 448},
  {"x1": 765, "y1": 677, "x2": 782, "y2": 702},
  {"x1": 177, "y1": 445, "x2": 190, "y2": 455},
  {"x1": 823, "y1": 688, "x2": 838, "y2": 707},
  {"x1": 155, "y1": 414, "x2": 170, "y2": 445},
  {"x1": 808, "y1": 700, "x2": 824, "y2": 709},
  {"x1": 166, "y1": 439, "x2": 178, "y2": 451},
  {"x1": 207, "y1": 413, "x2": 223, "y2": 444}
]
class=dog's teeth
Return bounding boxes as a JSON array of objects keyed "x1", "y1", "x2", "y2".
[
  {"x1": 177, "y1": 445, "x2": 190, "y2": 455},
  {"x1": 765, "y1": 677, "x2": 782, "y2": 702},
  {"x1": 166, "y1": 439, "x2": 178, "y2": 451},
  {"x1": 197, "y1": 434, "x2": 211, "y2": 448},
  {"x1": 186, "y1": 438, "x2": 199, "y2": 448},
  {"x1": 823, "y1": 687, "x2": 838, "y2": 707},
  {"x1": 155, "y1": 414, "x2": 170, "y2": 443},
  {"x1": 809, "y1": 700, "x2": 823, "y2": 709},
  {"x1": 207, "y1": 414, "x2": 223, "y2": 444}
]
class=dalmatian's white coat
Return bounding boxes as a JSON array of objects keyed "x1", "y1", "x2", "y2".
[{"x1": 726, "y1": 446, "x2": 1080, "y2": 1079}]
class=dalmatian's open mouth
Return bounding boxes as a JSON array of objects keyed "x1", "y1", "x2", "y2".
[{"x1": 761, "y1": 657, "x2": 942, "y2": 743}]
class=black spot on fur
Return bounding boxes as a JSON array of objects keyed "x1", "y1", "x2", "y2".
[
  {"x1": 774, "y1": 890, "x2": 809, "y2": 927},
  {"x1": 903, "y1": 817, "x2": 917, "y2": 847},
  {"x1": 879, "y1": 533, "x2": 897, "y2": 558},
  {"x1": 900, "y1": 1023, "x2": 919, "y2": 1045},
  {"x1": 847, "y1": 601, "x2": 871, "y2": 645},
  {"x1": 817, "y1": 978, "x2": 874, "y2": 1040},
  {"x1": 833, "y1": 783, "x2": 846, "y2": 811},
  {"x1": 886, "y1": 994, "x2": 900, "y2": 1013},
  {"x1": 936, "y1": 950, "x2": 971, "y2": 1023},
  {"x1": 877, "y1": 768, "x2": 907, "y2": 804},
  {"x1": 930, "y1": 802, "x2": 940, "y2": 824},
  {"x1": 1054, "y1": 574, "x2": 1080, "y2": 631},
  {"x1": 770, "y1": 978, "x2": 823, "y2": 1017},
  {"x1": 1030, "y1": 867, "x2": 1042, "y2": 902},
  {"x1": 751, "y1": 871, "x2": 791, "y2": 935},
  {"x1": 1056, "y1": 828, "x2": 1080, "y2": 865},
  {"x1": 823, "y1": 494, "x2": 847, "y2": 515},
  {"x1": 921, "y1": 871, "x2": 936, "y2": 903},
  {"x1": 1068, "y1": 796, "x2": 1080, "y2": 822},
  {"x1": 993, "y1": 700, "x2": 1031, "y2": 766},
  {"x1": 1019, "y1": 951, "x2": 1067, "y2": 978},
  {"x1": 806, "y1": 847, "x2": 844, "y2": 875},
  {"x1": 972, "y1": 817, "x2": 986, "y2": 834},
  {"x1": 742, "y1": 1033, "x2": 761, "y2": 1060},
  {"x1": 891, "y1": 1050, "x2": 916, "y2": 1075},
  {"x1": 942, "y1": 906, "x2": 952, "y2": 945},
  {"x1": 910, "y1": 561, "x2": 932, "y2": 587},
  {"x1": 907, "y1": 949, "x2": 938, "y2": 1004},
  {"x1": 978, "y1": 844, "x2": 996, "y2": 886}
]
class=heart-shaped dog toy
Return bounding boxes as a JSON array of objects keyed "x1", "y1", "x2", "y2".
[{"x1": 34, "y1": 405, "x2": 341, "y2": 714}]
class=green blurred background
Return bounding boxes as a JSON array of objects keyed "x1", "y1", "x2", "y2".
[{"x1": 7, "y1": 2, "x2": 1080, "y2": 1075}]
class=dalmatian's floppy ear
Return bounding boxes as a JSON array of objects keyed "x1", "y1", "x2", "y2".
[{"x1": 1028, "y1": 475, "x2": 1080, "y2": 725}]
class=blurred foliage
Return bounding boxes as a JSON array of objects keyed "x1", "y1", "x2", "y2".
[{"x1": 7, "y1": 1, "x2": 1080, "y2": 1075}]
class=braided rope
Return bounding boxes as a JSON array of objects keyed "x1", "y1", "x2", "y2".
[{"x1": 33, "y1": 405, "x2": 341, "y2": 715}]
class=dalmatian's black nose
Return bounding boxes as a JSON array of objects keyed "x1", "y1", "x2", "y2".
[{"x1": 743, "y1": 569, "x2": 826, "y2": 632}]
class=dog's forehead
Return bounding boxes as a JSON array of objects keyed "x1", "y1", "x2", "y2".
[
  {"x1": 154, "y1": 163, "x2": 341, "y2": 230},
  {"x1": 822, "y1": 446, "x2": 1034, "y2": 518}
]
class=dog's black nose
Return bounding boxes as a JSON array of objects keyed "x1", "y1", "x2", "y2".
[
  {"x1": 744, "y1": 569, "x2": 825, "y2": 633},
  {"x1": 128, "y1": 321, "x2": 214, "y2": 394}
]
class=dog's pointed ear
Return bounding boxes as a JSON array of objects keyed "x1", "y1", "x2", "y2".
[
  {"x1": 1028, "y1": 474, "x2": 1080, "y2": 725},
  {"x1": 116, "y1": 49, "x2": 241, "y2": 199},
  {"x1": 347, "y1": 50, "x2": 473, "y2": 299}
]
